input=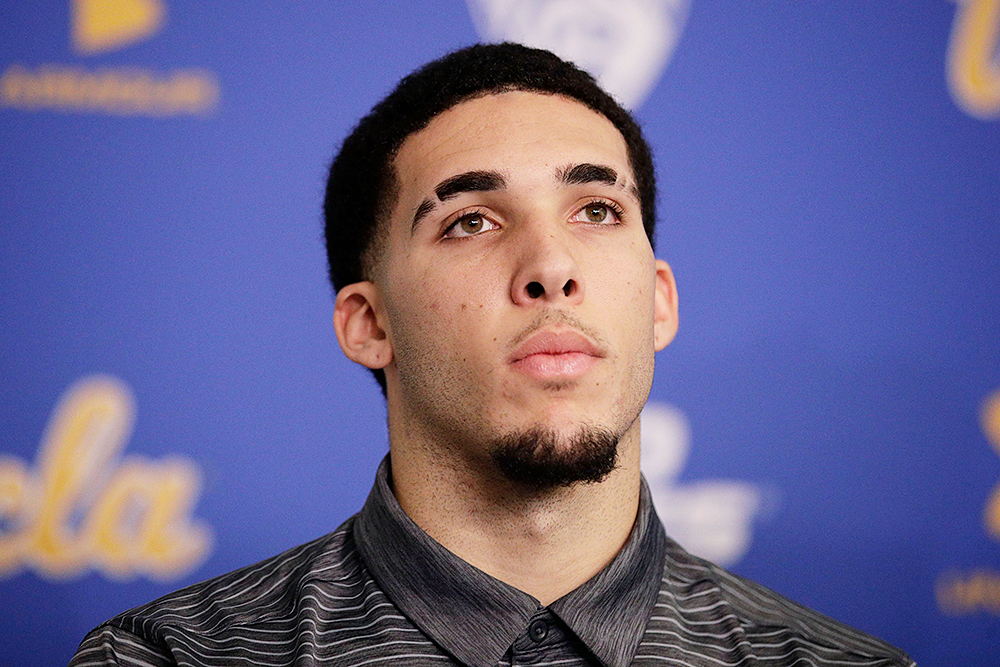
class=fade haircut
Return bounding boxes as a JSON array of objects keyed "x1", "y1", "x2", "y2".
[{"x1": 324, "y1": 42, "x2": 658, "y2": 392}]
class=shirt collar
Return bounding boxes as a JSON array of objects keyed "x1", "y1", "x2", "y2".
[
  {"x1": 354, "y1": 456, "x2": 667, "y2": 667},
  {"x1": 549, "y1": 474, "x2": 668, "y2": 667}
]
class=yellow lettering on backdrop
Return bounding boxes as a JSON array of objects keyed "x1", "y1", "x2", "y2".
[
  {"x1": 947, "y1": 0, "x2": 1000, "y2": 119},
  {"x1": 30, "y1": 376, "x2": 134, "y2": 574},
  {"x1": 72, "y1": 0, "x2": 166, "y2": 55},
  {"x1": 937, "y1": 569, "x2": 1000, "y2": 614},
  {"x1": 982, "y1": 390, "x2": 1000, "y2": 540},
  {"x1": 0, "y1": 1, "x2": 221, "y2": 118},
  {"x1": 87, "y1": 459, "x2": 210, "y2": 578},
  {"x1": 0, "y1": 65, "x2": 220, "y2": 116},
  {"x1": 0, "y1": 457, "x2": 29, "y2": 572},
  {"x1": 933, "y1": 389, "x2": 1000, "y2": 616},
  {"x1": 0, "y1": 376, "x2": 211, "y2": 580}
]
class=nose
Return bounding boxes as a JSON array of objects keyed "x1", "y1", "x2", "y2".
[{"x1": 510, "y1": 227, "x2": 585, "y2": 306}]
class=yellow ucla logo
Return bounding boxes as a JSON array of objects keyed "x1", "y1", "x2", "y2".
[
  {"x1": 72, "y1": 0, "x2": 166, "y2": 55},
  {"x1": 947, "y1": 0, "x2": 1000, "y2": 119},
  {"x1": 1, "y1": 0, "x2": 218, "y2": 117},
  {"x1": 0, "y1": 376, "x2": 212, "y2": 580}
]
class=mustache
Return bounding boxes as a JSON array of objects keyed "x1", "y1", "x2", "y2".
[{"x1": 508, "y1": 310, "x2": 611, "y2": 354}]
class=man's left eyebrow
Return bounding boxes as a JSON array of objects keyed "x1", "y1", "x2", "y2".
[
  {"x1": 558, "y1": 163, "x2": 620, "y2": 187},
  {"x1": 557, "y1": 163, "x2": 640, "y2": 201}
]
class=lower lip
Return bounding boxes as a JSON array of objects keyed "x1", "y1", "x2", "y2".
[{"x1": 511, "y1": 352, "x2": 599, "y2": 380}]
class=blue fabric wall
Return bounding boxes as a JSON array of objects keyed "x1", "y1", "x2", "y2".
[{"x1": 2, "y1": 2, "x2": 998, "y2": 665}]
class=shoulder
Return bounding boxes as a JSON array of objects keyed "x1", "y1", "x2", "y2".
[
  {"x1": 71, "y1": 518, "x2": 372, "y2": 665},
  {"x1": 113, "y1": 518, "x2": 362, "y2": 636},
  {"x1": 653, "y1": 538, "x2": 916, "y2": 667}
]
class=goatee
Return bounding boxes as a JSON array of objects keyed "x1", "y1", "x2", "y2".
[{"x1": 491, "y1": 425, "x2": 620, "y2": 489}]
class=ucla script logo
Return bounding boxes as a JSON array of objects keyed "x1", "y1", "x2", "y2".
[
  {"x1": 466, "y1": 0, "x2": 690, "y2": 108},
  {"x1": 0, "y1": 0, "x2": 219, "y2": 117},
  {"x1": 640, "y1": 402, "x2": 766, "y2": 566},
  {"x1": 947, "y1": 0, "x2": 1000, "y2": 119},
  {"x1": 0, "y1": 376, "x2": 212, "y2": 581}
]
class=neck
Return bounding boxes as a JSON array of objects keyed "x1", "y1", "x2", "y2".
[{"x1": 388, "y1": 419, "x2": 642, "y2": 606}]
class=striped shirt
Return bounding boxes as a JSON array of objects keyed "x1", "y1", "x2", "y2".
[{"x1": 70, "y1": 458, "x2": 915, "y2": 667}]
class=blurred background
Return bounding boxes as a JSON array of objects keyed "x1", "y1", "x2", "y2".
[{"x1": 2, "y1": 1, "x2": 998, "y2": 665}]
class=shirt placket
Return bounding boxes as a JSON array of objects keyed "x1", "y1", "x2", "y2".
[{"x1": 503, "y1": 608, "x2": 592, "y2": 667}]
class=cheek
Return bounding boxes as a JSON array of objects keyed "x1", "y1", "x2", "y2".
[
  {"x1": 397, "y1": 284, "x2": 496, "y2": 356},
  {"x1": 596, "y1": 247, "x2": 655, "y2": 300},
  {"x1": 598, "y1": 259, "x2": 658, "y2": 347}
]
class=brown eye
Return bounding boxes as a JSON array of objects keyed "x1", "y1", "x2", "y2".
[
  {"x1": 444, "y1": 212, "x2": 497, "y2": 238},
  {"x1": 585, "y1": 205, "x2": 608, "y2": 223},
  {"x1": 460, "y1": 215, "x2": 485, "y2": 234},
  {"x1": 571, "y1": 201, "x2": 623, "y2": 226}
]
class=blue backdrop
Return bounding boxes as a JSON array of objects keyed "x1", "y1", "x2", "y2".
[{"x1": 2, "y1": 2, "x2": 998, "y2": 665}]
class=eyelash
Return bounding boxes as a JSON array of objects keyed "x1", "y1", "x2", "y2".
[{"x1": 441, "y1": 198, "x2": 627, "y2": 239}]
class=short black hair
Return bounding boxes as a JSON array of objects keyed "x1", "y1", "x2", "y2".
[{"x1": 324, "y1": 42, "x2": 658, "y2": 392}]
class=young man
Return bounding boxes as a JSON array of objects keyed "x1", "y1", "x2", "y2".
[{"x1": 70, "y1": 44, "x2": 914, "y2": 667}]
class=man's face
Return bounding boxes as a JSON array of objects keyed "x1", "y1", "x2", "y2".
[{"x1": 359, "y1": 91, "x2": 676, "y2": 476}]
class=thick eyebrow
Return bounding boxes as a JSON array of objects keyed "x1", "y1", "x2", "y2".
[
  {"x1": 411, "y1": 170, "x2": 507, "y2": 232},
  {"x1": 558, "y1": 163, "x2": 619, "y2": 187},
  {"x1": 558, "y1": 162, "x2": 640, "y2": 201},
  {"x1": 435, "y1": 170, "x2": 506, "y2": 201}
]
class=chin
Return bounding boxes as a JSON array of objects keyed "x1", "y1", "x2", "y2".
[{"x1": 489, "y1": 424, "x2": 621, "y2": 489}]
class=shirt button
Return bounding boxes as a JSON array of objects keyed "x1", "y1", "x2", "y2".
[{"x1": 528, "y1": 618, "x2": 549, "y2": 642}]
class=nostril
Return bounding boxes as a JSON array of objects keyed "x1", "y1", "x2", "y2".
[
  {"x1": 562, "y1": 279, "x2": 576, "y2": 297},
  {"x1": 526, "y1": 282, "x2": 544, "y2": 299}
]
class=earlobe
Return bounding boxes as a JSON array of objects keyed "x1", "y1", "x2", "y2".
[
  {"x1": 333, "y1": 282, "x2": 393, "y2": 370},
  {"x1": 652, "y1": 259, "x2": 679, "y2": 351}
]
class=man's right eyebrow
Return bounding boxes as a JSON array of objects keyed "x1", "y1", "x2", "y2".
[
  {"x1": 411, "y1": 170, "x2": 507, "y2": 231},
  {"x1": 435, "y1": 170, "x2": 506, "y2": 201}
]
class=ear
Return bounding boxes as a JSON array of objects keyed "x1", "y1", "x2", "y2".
[
  {"x1": 652, "y1": 259, "x2": 679, "y2": 351},
  {"x1": 333, "y1": 281, "x2": 393, "y2": 370}
]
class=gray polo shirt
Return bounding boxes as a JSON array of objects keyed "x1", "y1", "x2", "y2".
[{"x1": 70, "y1": 457, "x2": 914, "y2": 666}]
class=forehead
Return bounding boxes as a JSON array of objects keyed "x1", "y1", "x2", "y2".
[{"x1": 390, "y1": 91, "x2": 633, "y2": 205}]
